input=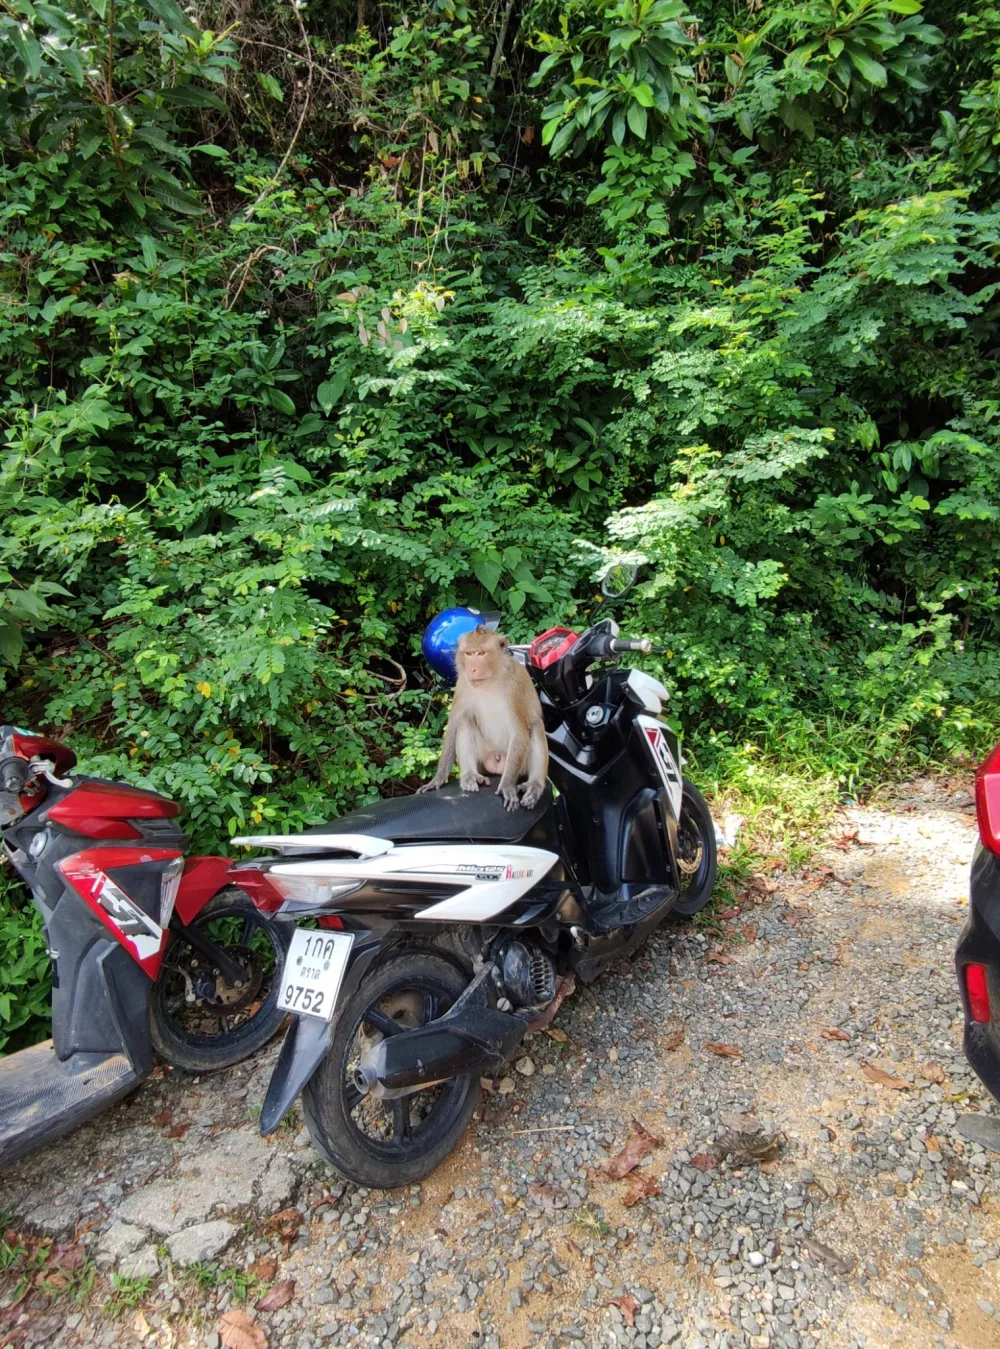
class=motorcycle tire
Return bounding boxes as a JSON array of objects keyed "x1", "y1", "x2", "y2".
[
  {"x1": 302, "y1": 949, "x2": 480, "y2": 1189},
  {"x1": 672, "y1": 780, "x2": 718, "y2": 917},
  {"x1": 150, "y1": 887, "x2": 292, "y2": 1073}
]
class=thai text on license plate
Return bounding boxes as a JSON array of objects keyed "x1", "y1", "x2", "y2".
[{"x1": 277, "y1": 929, "x2": 353, "y2": 1021}]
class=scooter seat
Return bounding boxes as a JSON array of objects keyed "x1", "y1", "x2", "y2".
[{"x1": 303, "y1": 780, "x2": 554, "y2": 845}]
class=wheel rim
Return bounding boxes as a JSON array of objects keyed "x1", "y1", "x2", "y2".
[
  {"x1": 340, "y1": 973, "x2": 472, "y2": 1157},
  {"x1": 156, "y1": 905, "x2": 281, "y2": 1042},
  {"x1": 677, "y1": 797, "x2": 710, "y2": 896}
]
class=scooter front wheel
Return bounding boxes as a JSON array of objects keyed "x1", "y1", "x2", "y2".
[
  {"x1": 302, "y1": 949, "x2": 480, "y2": 1188},
  {"x1": 672, "y1": 780, "x2": 718, "y2": 917}
]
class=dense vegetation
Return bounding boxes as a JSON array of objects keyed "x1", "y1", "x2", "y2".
[{"x1": 1, "y1": 0, "x2": 998, "y2": 1042}]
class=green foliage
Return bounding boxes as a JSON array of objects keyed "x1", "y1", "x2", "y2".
[{"x1": 1, "y1": 0, "x2": 1000, "y2": 1045}]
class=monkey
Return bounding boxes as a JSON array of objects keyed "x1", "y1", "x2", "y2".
[{"x1": 418, "y1": 627, "x2": 548, "y2": 811}]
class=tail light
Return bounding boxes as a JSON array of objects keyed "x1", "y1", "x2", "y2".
[
  {"x1": 975, "y1": 743, "x2": 1000, "y2": 856},
  {"x1": 964, "y1": 963, "x2": 992, "y2": 1024},
  {"x1": 160, "y1": 856, "x2": 184, "y2": 927}
]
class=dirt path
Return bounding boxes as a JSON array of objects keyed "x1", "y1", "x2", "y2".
[{"x1": 2, "y1": 778, "x2": 999, "y2": 1349}]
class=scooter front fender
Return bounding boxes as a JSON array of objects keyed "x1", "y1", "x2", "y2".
[{"x1": 259, "y1": 929, "x2": 384, "y2": 1134}]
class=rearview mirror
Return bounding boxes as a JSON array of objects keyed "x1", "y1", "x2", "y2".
[{"x1": 600, "y1": 563, "x2": 637, "y2": 600}]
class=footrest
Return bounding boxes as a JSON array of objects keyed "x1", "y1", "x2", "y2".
[{"x1": 0, "y1": 1040, "x2": 140, "y2": 1169}]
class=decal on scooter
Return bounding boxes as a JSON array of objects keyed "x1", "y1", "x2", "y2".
[
  {"x1": 637, "y1": 716, "x2": 684, "y2": 819},
  {"x1": 93, "y1": 876, "x2": 163, "y2": 961},
  {"x1": 455, "y1": 864, "x2": 506, "y2": 881}
]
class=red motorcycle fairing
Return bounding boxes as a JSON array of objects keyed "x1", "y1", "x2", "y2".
[
  {"x1": 47, "y1": 779, "x2": 182, "y2": 841},
  {"x1": 11, "y1": 731, "x2": 77, "y2": 777},
  {"x1": 58, "y1": 847, "x2": 183, "y2": 979},
  {"x1": 175, "y1": 855, "x2": 285, "y2": 925}
]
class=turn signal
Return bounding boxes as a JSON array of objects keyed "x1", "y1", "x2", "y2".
[{"x1": 964, "y1": 963, "x2": 991, "y2": 1023}]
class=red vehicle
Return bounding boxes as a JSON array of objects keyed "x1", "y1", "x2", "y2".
[
  {"x1": 956, "y1": 742, "x2": 1000, "y2": 1103},
  {"x1": 0, "y1": 725, "x2": 291, "y2": 1167}
]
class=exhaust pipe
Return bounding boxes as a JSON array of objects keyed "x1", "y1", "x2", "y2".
[{"x1": 355, "y1": 1003, "x2": 529, "y2": 1100}]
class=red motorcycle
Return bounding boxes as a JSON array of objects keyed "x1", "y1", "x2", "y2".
[{"x1": 0, "y1": 725, "x2": 291, "y2": 1168}]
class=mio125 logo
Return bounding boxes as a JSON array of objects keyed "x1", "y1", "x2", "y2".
[{"x1": 456, "y1": 863, "x2": 535, "y2": 882}]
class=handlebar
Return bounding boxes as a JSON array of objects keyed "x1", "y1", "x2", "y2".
[{"x1": 609, "y1": 638, "x2": 655, "y2": 655}]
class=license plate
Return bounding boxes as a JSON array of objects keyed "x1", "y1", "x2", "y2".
[{"x1": 277, "y1": 929, "x2": 354, "y2": 1021}]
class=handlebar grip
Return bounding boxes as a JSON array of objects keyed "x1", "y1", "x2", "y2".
[{"x1": 610, "y1": 638, "x2": 654, "y2": 655}]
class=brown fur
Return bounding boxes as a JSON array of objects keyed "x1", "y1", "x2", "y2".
[{"x1": 417, "y1": 627, "x2": 548, "y2": 811}]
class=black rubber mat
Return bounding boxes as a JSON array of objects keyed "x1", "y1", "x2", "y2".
[{"x1": 0, "y1": 1040, "x2": 139, "y2": 1168}]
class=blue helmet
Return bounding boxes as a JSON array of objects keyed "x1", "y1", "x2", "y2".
[{"x1": 422, "y1": 608, "x2": 501, "y2": 684}]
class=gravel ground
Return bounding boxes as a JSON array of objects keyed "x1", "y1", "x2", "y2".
[{"x1": 3, "y1": 777, "x2": 1000, "y2": 1349}]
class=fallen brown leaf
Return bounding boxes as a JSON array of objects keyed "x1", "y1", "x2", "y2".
[
  {"x1": 256, "y1": 1279, "x2": 295, "y2": 1312},
  {"x1": 264, "y1": 1208, "x2": 302, "y2": 1248},
  {"x1": 545, "y1": 1027, "x2": 569, "y2": 1044},
  {"x1": 760, "y1": 1160, "x2": 780, "y2": 1175},
  {"x1": 526, "y1": 973, "x2": 576, "y2": 1033},
  {"x1": 608, "y1": 1295, "x2": 638, "y2": 1327},
  {"x1": 742, "y1": 923, "x2": 757, "y2": 944},
  {"x1": 605, "y1": 1119, "x2": 663, "y2": 1180},
  {"x1": 821, "y1": 1028, "x2": 851, "y2": 1042},
  {"x1": 134, "y1": 1310, "x2": 152, "y2": 1340},
  {"x1": 690, "y1": 1152, "x2": 717, "y2": 1171},
  {"x1": 925, "y1": 1135, "x2": 941, "y2": 1152},
  {"x1": 623, "y1": 1173, "x2": 660, "y2": 1207},
  {"x1": 918, "y1": 1062, "x2": 946, "y2": 1084},
  {"x1": 862, "y1": 1063, "x2": 911, "y2": 1091},
  {"x1": 153, "y1": 1106, "x2": 173, "y2": 1128},
  {"x1": 704, "y1": 1042, "x2": 742, "y2": 1060},
  {"x1": 662, "y1": 1028, "x2": 685, "y2": 1052},
  {"x1": 166, "y1": 1122, "x2": 190, "y2": 1139},
  {"x1": 219, "y1": 1308, "x2": 268, "y2": 1349},
  {"x1": 249, "y1": 1256, "x2": 279, "y2": 1282},
  {"x1": 706, "y1": 951, "x2": 736, "y2": 965}
]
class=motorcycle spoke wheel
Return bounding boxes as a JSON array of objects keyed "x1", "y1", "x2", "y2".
[
  {"x1": 671, "y1": 780, "x2": 719, "y2": 918},
  {"x1": 302, "y1": 949, "x2": 482, "y2": 1188},
  {"x1": 150, "y1": 887, "x2": 291, "y2": 1073}
]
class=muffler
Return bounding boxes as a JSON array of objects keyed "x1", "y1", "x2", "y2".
[{"x1": 354, "y1": 1001, "x2": 529, "y2": 1100}]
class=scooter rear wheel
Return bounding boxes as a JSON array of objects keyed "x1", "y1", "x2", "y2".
[
  {"x1": 302, "y1": 949, "x2": 480, "y2": 1188},
  {"x1": 150, "y1": 887, "x2": 291, "y2": 1072},
  {"x1": 672, "y1": 780, "x2": 718, "y2": 917}
]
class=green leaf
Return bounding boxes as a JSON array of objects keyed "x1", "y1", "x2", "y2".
[
  {"x1": 265, "y1": 388, "x2": 296, "y2": 415},
  {"x1": 192, "y1": 143, "x2": 231, "y2": 159},
  {"x1": 611, "y1": 106, "x2": 627, "y2": 146},
  {"x1": 0, "y1": 624, "x2": 23, "y2": 665},
  {"x1": 626, "y1": 102, "x2": 648, "y2": 140},
  {"x1": 149, "y1": 179, "x2": 204, "y2": 215},
  {"x1": 779, "y1": 99, "x2": 815, "y2": 140},
  {"x1": 317, "y1": 369, "x2": 350, "y2": 412},
  {"x1": 9, "y1": 27, "x2": 42, "y2": 79},
  {"x1": 632, "y1": 83, "x2": 655, "y2": 108},
  {"x1": 828, "y1": 37, "x2": 844, "y2": 59},
  {"x1": 257, "y1": 72, "x2": 283, "y2": 102},
  {"x1": 586, "y1": 182, "x2": 610, "y2": 205},
  {"x1": 47, "y1": 40, "x2": 85, "y2": 84},
  {"x1": 473, "y1": 557, "x2": 503, "y2": 594},
  {"x1": 507, "y1": 588, "x2": 526, "y2": 614},
  {"x1": 884, "y1": 0, "x2": 922, "y2": 12},
  {"x1": 140, "y1": 235, "x2": 158, "y2": 270},
  {"x1": 549, "y1": 120, "x2": 577, "y2": 157},
  {"x1": 846, "y1": 46, "x2": 888, "y2": 88},
  {"x1": 142, "y1": 0, "x2": 198, "y2": 36}
]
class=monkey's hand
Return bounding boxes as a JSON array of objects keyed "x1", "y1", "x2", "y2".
[
  {"x1": 416, "y1": 777, "x2": 447, "y2": 795},
  {"x1": 518, "y1": 781, "x2": 544, "y2": 809},
  {"x1": 459, "y1": 772, "x2": 489, "y2": 792},
  {"x1": 496, "y1": 780, "x2": 521, "y2": 811}
]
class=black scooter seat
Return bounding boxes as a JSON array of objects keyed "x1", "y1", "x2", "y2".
[{"x1": 304, "y1": 780, "x2": 553, "y2": 845}]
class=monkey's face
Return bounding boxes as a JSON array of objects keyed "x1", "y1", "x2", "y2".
[{"x1": 457, "y1": 628, "x2": 508, "y2": 685}]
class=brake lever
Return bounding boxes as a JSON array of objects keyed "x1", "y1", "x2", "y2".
[{"x1": 29, "y1": 759, "x2": 74, "y2": 789}]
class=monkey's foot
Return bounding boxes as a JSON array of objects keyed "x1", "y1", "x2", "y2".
[
  {"x1": 496, "y1": 782, "x2": 521, "y2": 811},
  {"x1": 416, "y1": 780, "x2": 444, "y2": 794},
  {"x1": 518, "y1": 782, "x2": 543, "y2": 809},
  {"x1": 460, "y1": 774, "x2": 487, "y2": 792}
]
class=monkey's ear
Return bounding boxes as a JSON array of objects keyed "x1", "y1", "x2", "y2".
[{"x1": 497, "y1": 633, "x2": 510, "y2": 651}]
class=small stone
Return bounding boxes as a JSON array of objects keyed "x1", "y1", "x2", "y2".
[
  {"x1": 515, "y1": 1057, "x2": 536, "y2": 1077},
  {"x1": 977, "y1": 1298, "x2": 996, "y2": 1317},
  {"x1": 498, "y1": 1077, "x2": 516, "y2": 1095},
  {"x1": 99, "y1": 1222, "x2": 146, "y2": 1259},
  {"x1": 609, "y1": 1048, "x2": 619, "y2": 1062},
  {"x1": 120, "y1": 1245, "x2": 159, "y2": 1280},
  {"x1": 166, "y1": 1220, "x2": 237, "y2": 1266},
  {"x1": 748, "y1": 1252, "x2": 766, "y2": 1268}
]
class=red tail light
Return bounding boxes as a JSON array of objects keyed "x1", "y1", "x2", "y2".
[
  {"x1": 964, "y1": 963, "x2": 992, "y2": 1024},
  {"x1": 975, "y1": 743, "x2": 1000, "y2": 856}
]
